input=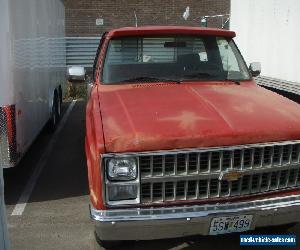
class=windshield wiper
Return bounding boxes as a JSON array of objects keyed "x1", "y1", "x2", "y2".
[
  {"x1": 120, "y1": 76, "x2": 181, "y2": 84},
  {"x1": 183, "y1": 72, "x2": 214, "y2": 79},
  {"x1": 183, "y1": 72, "x2": 241, "y2": 85},
  {"x1": 225, "y1": 79, "x2": 240, "y2": 85}
]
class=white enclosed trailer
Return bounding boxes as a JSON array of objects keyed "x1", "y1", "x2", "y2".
[
  {"x1": 230, "y1": 0, "x2": 300, "y2": 84},
  {"x1": 0, "y1": 0, "x2": 66, "y2": 168}
]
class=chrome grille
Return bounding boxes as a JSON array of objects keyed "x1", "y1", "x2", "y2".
[{"x1": 139, "y1": 142, "x2": 300, "y2": 204}]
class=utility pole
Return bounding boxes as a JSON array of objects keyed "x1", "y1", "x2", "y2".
[
  {"x1": 0, "y1": 166, "x2": 10, "y2": 250},
  {"x1": 134, "y1": 11, "x2": 138, "y2": 27}
]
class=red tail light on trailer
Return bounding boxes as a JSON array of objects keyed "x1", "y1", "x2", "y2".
[{"x1": 0, "y1": 105, "x2": 17, "y2": 168}]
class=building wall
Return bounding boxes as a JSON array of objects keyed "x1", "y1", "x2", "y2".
[
  {"x1": 65, "y1": 0, "x2": 230, "y2": 36},
  {"x1": 231, "y1": 0, "x2": 300, "y2": 83}
]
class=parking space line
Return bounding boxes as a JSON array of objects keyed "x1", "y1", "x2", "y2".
[{"x1": 11, "y1": 100, "x2": 77, "y2": 216}]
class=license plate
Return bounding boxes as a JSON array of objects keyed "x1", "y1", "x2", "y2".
[{"x1": 209, "y1": 215, "x2": 253, "y2": 235}]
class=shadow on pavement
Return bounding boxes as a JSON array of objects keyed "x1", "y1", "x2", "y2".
[
  {"x1": 118, "y1": 225, "x2": 298, "y2": 250},
  {"x1": 4, "y1": 100, "x2": 89, "y2": 205}
]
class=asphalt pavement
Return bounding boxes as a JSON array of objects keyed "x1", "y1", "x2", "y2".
[{"x1": 3, "y1": 100, "x2": 300, "y2": 250}]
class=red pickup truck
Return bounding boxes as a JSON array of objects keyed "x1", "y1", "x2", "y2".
[{"x1": 67, "y1": 26, "x2": 300, "y2": 247}]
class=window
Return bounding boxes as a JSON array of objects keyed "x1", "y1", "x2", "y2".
[
  {"x1": 217, "y1": 38, "x2": 250, "y2": 80},
  {"x1": 102, "y1": 35, "x2": 251, "y2": 84}
]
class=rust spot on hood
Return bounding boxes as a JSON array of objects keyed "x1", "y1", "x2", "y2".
[
  {"x1": 105, "y1": 116, "x2": 124, "y2": 135},
  {"x1": 233, "y1": 103, "x2": 255, "y2": 113},
  {"x1": 159, "y1": 111, "x2": 211, "y2": 130}
]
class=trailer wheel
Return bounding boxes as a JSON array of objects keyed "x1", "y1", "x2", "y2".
[
  {"x1": 59, "y1": 86, "x2": 63, "y2": 105},
  {"x1": 48, "y1": 93, "x2": 59, "y2": 132},
  {"x1": 56, "y1": 93, "x2": 61, "y2": 120}
]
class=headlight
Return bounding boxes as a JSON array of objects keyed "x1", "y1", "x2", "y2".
[
  {"x1": 107, "y1": 184, "x2": 138, "y2": 201},
  {"x1": 105, "y1": 157, "x2": 140, "y2": 206},
  {"x1": 107, "y1": 158, "x2": 137, "y2": 181}
]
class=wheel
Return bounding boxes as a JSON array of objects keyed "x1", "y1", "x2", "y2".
[
  {"x1": 59, "y1": 87, "x2": 63, "y2": 105},
  {"x1": 272, "y1": 223, "x2": 297, "y2": 232},
  {"x1": 56, "y1": 93, "x2": 61, "y2": 120},
  {"x1": 256, "y1": 223, "x2": 298, "y2": 234},
  {"x1": 47, "y1": 92, "x2": 59, "y2": 132},
  {"x1": 94, "y1": 231, "x2": 122, "y2": 249}
]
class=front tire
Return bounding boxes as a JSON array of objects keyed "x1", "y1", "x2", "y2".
[
  {"x1": 94, "y1": 231, "x2": 122, "y2": 249},
  {"x1": 271, "y1": 223, "x2": 297, "y2": 232}
]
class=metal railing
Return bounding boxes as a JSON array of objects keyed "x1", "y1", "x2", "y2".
[
  {"x1": 66, "y1": 37, "x2": 100, "y2": 68},
  {"x1": 256, "y1": 76, "x2": 300, "y2": 96}
]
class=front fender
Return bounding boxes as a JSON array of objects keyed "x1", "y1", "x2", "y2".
[{"x1": 85, "y1": 86, "x2": 106, "y2": 210}]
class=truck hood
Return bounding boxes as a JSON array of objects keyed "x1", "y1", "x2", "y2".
[{"x1": 98, "y1": 81, "x2": 300, "y2": 152}]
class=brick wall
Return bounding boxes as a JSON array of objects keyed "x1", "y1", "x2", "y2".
[{"x1": 65, "y1": 0, "x2": 230, "y2": 36}]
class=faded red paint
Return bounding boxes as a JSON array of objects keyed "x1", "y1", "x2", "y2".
[
  {"x1": 98, "y1": 81, "x2": 300, "y2": 153},
  {"x1": 85, "y1": 87, "x2": 106, "y2": 209},
  {"x1": 84, "y1": 26, "x2": 300, "y2": 210}
]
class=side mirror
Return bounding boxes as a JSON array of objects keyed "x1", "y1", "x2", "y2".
[
  {"x1": 67, "y1": 66, "x2": 86, "y2": 82},
  {"x1": 249, "y1": 62, "x2": 261, "y2": 77}
]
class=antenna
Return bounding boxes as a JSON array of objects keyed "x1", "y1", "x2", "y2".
[
  {"x1": 222, "y1": 16, "x2": 230, "y2": 29},
  {"x1": 134, "y1": 11, "x2": 138, "y2": 27}
]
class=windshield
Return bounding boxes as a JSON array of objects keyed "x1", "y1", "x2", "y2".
[{"x1": 102, "y1": 36, "x2": 251, "y2": 84}]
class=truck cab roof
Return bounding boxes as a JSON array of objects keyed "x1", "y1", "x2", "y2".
[{"x1": 107, "y1": 26, "x2": 236, "y2": 38}]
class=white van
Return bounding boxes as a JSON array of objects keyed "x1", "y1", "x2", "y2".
[{"x1": 0, "y1": 0, "x2": 66, "y2": 168}]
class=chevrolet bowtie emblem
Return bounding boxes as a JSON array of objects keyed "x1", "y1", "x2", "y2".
[{"x1": 219, "y1": 170, "x2": 245, "y2": 181}]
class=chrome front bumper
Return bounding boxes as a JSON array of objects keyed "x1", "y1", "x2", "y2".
[{"x1": 90, "y1": 195, "x2": 300, "y2": 241}]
